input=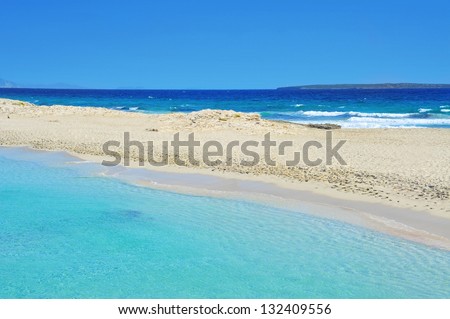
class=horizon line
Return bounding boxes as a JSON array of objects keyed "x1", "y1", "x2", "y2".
[{"x1": 2, "y1": 82, "x2": 450, "y2": 91}]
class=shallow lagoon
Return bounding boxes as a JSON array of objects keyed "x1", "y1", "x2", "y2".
[{"x1": 0, "y1": 147, "x2": 449, "y2": 298}]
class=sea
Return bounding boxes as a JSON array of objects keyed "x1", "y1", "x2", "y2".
[
  {"x1": 1, "y1": 88, "x2": 450, "y2": 128},
  {"x1": 0, "y1": 148, "x2": 450, "y2": 298}
]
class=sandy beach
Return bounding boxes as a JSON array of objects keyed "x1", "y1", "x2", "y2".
[{"x1": 1, "y1": 98, "x2": 450, "y2": 248}]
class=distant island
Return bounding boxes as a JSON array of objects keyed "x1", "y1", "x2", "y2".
[
  {"x1": 277, "y1": 83, "x2": 450, "y2": 90},
  {"x1": 0, "y1": 78, "x2": 84, "y2": 89},
  {"x1": 0, "y1": 78, "x2": 18, "y2": 88}
]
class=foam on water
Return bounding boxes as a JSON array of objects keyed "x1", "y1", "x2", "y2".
[
  {"x1": 301, "y1": 111, "x2": 347, "y2": 116},
  {"x1": 298, "y1": 111, "x2": 417, "y2": 118},
  {"x1": 345, "y1": 117, "x2": 450, "y2": 128},
  {"x1": 293, "y1": 117, "x2": 450, "y2": 128},
  {"x1": 347, "y1": 111, "x2": 415, "y2": 118}
]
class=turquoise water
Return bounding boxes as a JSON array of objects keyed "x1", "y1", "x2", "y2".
[
  {"x1": 1, "y1": 147, "x2": 450, "y2": 298},
  {"x1": 1, "y1": 88, "x2": 450, "y2": 128}
]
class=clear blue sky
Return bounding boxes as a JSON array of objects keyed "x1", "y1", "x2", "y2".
[{"x1": 1, "y1": 0, "x2": 449, "y2": 89}]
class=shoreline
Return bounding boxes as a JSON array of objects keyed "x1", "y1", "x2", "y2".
[
  {"x1": 3, "y1": 145, "x2": 450, "y2": 251},
  {"x1": 1, "y1": 98, "x2": 450, "y2": 249}
]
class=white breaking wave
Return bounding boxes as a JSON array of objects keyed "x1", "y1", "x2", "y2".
[
  {"x1": 346, "y1": 117, "x2": 450, "y2": 128},
  {"x1": 418, "y1": 108, "x2": 432, "y2": 113},
  {"x1": 291, "y1": 117, "x2": 450, "y2": 128},
  {"x1": 347, "y1": 112, "x2": 415, "y2": 118},
  {"x1": 299, "y1": 110, "x2": 415, "y2": 118},
  {"x1": 301, "y1": 111, "x2": 346, "y2": 116},
  {"x1": 293, "y1": 103, "x2": 304, "y2": 107},
  {"x1": 440, "y1": 105, "x2": 450, "y2": 109},
  {"x1": 129, "y1": 107, "x2": 139, "y2": 111},
  {"x1": 442, "y1": 109, "x2": 450, "y2": 113}
]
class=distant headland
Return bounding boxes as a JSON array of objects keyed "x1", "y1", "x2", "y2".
[{"x1": 277, "y1": 83, "x2": 450, "y2": 90}]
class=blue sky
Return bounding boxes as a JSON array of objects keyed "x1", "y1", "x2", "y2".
[{"x1": 1, "y1": 0, "x2": 449, "y2": 89}]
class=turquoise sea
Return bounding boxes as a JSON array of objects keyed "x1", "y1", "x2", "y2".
[{"x1": 1, "y1": 147, "x2": 449, "y2": 298}]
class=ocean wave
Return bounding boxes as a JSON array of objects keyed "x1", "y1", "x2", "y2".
[
  {"x1": 418, "y1": 108, "x2": 432, "y2": 113},
  {"x1": 290, "y1": 116, "x2": 450, "y2": 128},
  {"x1": 129, "y1": 107, "x2": 139, "y2": 111},
  {"x1": 298, "y1": 110, "x2": 415, "y2": 118},
  {"x1": 440, "y1": 105, "x2": 450, "y2": 109},
  {"x1": 301, "y1": 111, "x2": 346, "y2": 116},
  {"x1": 442, "y1": 109, "x2": 450, "y2": 113},
  {"x1": 347, "y1": 112, "x2": 415, "y2": 118},
  {"x1": 293, "y1": 103, "x2": 304, "y2": 107},
  {"x1": 347, "y1": 117, "x2": 450, "y2": 127}
]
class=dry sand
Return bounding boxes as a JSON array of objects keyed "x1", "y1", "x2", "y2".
[{"x1": 1, "y1": 98, "x2": 450, "y2": 248}]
